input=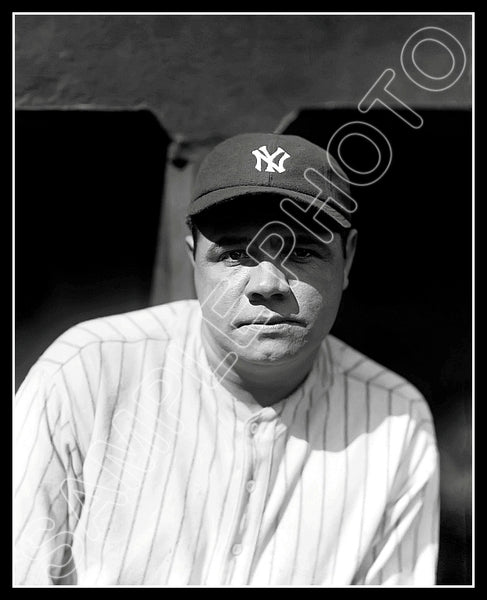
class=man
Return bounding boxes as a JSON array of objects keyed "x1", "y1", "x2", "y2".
[{"x1": 14, "y1": 133, "x2": 439, "y2": 586}]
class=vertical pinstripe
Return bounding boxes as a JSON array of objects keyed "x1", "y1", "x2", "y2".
[
  {"x1": 19, "y1": 479, "x2": 68, "y2": 584},
  {"x1": 392, "y1": 400, "x2": 421, "y2": 579},
  {"x1": 187, "y1": 393, "x2": 220, "y2": 583},
  {"x1": 82, "y1": 342, "x2": 125, "y2": 570},
  {"x1": 15, "y1": 384, "x2": 44, "y2": 442},
  {"x1": 15, "y1": 422, "x2": 63, "y2": 544},
  {"x1": 58, "y1": 367, "x2": 82, "y2": 447},
  {"x1": 203, "y1": 398, "x2": 238, "y2": 584},
  {"x1": 356, "y1": 383, "x2": 371, "y2": 570},
  {"x1": 140, "y1": 322, "x2": 192, "y2": 583},
  {"x1": 95, "y1": 340, "x2": 149, "y2": 583},
  {"x1": 95, "y1": 342, "x2": 103, "y2": 402},
  {"x1": 311, "y1": 389, "x2": 330, "y2": 584},
  {"x1": 330, "y1": 374, "x2": 350, "y2": 584},
  {"x1": 267, "y1": 391, "x2": 303, "y2": 583},
  {"x1": 114, "y1": 347, "x2": 169, "y2": 583},
  {"x1": 378, "y1": 390, "x2": 394, "y2": 584},
  {"x1": 14, "y1": 402, "x2": 50, "y2": 498},
  {"x1": 267, "y1": 444, "x2": 288, "y2": 583},
  {"x1": 78, "y1": 350, "x2": 96, "y2": 414},
  {"x1": 245, "y1": 416, "x2": 280, "y2": 585},
  {"x1": 412, "y1": 488, "x2": 426, "y2": 575},
  {"x1": 289, "y1": 392, "x2": 312, "y2": 584},
  {"x1": 164, "y1": 373, "x2": 205, "y2": 584}
]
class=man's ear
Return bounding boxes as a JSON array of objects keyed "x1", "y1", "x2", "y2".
[
  {"x1": 185, "y1": 235, "x2": 195, "y2": 267},
  {"x1": 342, "y1": 228, "x2": 358, "y2": 291}
]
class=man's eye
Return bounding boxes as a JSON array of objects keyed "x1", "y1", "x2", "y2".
[
  {"x1": 221, "y1": 250, "x2": 248, "y2": 262},
  {"x1": 291, "y1": 248, "x2": 314, "y2": 260}
]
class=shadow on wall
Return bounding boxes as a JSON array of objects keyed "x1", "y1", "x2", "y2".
[
  {"x1": 281, "y1": 107, "x2": 471, "y2": 585},
  {"x1": 15, "y1": 109, "x2": 170, "y2": 389}
]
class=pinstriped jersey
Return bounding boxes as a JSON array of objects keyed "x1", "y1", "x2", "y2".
[{"x1": 14, "y1": 299, "x2": 439, "y2": 586}]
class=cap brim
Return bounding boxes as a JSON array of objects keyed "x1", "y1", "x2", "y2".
[{"x1": 188, "y1": 185, "x2": 351, "y2": 228}]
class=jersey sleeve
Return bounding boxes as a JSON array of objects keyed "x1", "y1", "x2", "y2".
[
  {"x1": 14, "y1": 363, "x2": 84, "y2": 585},
  {"x1": 353, "y1": 397, "x2": 440, "y2": 585}
]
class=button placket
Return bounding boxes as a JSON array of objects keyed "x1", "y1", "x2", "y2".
[
  {"x1": 227, "y1": 420, "x2": 258, "y2": 570},
  {"x1": 241, "y1": 418, "x2": 278, "y2": 584},
  {"x1": 227, "y1": 414, "x2": 275, "y2": 582}
]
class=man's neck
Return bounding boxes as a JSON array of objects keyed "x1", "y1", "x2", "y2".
[{"x1": 201, "y1": 330, "x2": 319, "y2": 408}]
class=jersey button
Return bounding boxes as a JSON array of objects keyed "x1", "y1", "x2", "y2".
[
  {"x1": 249, "y1": 422, "x2": 259, "y2": 436},
  {"x1": 232, "y1": 543, "x2": 242, "y2": 556},
  {"x1": 246, "y1": 480, "x2": 256, "y2": 493}
]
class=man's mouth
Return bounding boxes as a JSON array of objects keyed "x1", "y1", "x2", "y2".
[{"x1": 235, "y1": 316, "x2": 305, "y2": 327}]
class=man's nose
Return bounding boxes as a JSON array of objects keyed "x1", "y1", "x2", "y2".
[{"x1": 245, "y1": 261, "x2": 291, "y2": 302}]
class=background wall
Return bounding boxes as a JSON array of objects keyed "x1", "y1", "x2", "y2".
[
  {"x1": 15, "y1": 14, "x2": 472, "y2": 585},
  {"x1": 16, "y1": 14, "x2": 471, "y2": 139}
]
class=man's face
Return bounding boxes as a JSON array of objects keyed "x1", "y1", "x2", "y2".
[{"x1": 190, "y1": 197, "x2": 357, "y2": 366}]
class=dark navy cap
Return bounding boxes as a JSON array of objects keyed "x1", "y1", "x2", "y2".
[{"x1": 188, "y1": 133, "x2": 354, "y2": 228}]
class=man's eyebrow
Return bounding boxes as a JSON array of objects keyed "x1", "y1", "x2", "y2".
[{"x1": 293, "y1": 234, "x2": 333, "y2": 247}]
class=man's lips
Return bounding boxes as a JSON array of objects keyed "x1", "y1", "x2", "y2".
[{"x1": 235, "y1": 316, "x2": 305, "y2": 327}]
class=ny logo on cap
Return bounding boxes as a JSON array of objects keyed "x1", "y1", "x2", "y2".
[{"x1": 252, "y1": 146, "x2": 290, "y2": 173}]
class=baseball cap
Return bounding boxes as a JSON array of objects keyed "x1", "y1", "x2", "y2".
[{"x1": 188, "y1": 133, "x2": 354, "y2": 229}]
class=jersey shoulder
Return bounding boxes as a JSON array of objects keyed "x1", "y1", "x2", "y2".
[
  {"x1": 36, "y1": 299, "x2": 200, "y2": 371},
  {"x1": 325, "y1": 334, "x2": 430, "y2": 408}
]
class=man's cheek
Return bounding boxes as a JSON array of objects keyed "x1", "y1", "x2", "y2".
[
  {"x1": 195, "y1": 269, "x2": 221, "y2": 304},
  {"x1": 294, "y1": 282, "x2": 324, "y2": 312},
  {"x1": 199, "y1": 279, "x2": 243, "y2": 326}
]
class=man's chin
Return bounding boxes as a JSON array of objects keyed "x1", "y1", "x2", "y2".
[
  {"x1": 233, "y1": 339, "x2": 307, "y2": 365},
  {"x1": 202, "y1": 321, "x2": 311, "y2": 365}
]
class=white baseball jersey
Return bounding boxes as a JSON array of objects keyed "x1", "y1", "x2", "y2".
[{"x1": 14, "y1": 299, "x2": 439, "y2": 586}]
